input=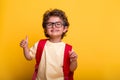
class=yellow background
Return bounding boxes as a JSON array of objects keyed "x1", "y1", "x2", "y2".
[{"x1": 0, "y1": 0, "x2": 120, "y2": 80}]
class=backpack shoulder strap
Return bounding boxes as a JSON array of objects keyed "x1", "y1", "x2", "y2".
[
  {"x1": 36, "y1": 39, "x2": 47, "y2": 64},
  {"x1": 32, "y1": 39, "x2": 47, "y2": 80},
  {"x1": 63, "y1": 44, "x2": 74, "y2": 80}
]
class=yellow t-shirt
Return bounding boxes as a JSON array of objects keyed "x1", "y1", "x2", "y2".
[{"x1": 30, "y1": 40, "x2": 66, "y2": 80}]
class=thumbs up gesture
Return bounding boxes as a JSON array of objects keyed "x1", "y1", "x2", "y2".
[
  {"x1": 20, "y1": 36, "x2": 28, "y2": 48},
  {"x1": 69, "y1": 51, "x2": 78, "y2": 72},
  {"x1": 69, "y1": 51, "x2": 78, "y2": 62}
]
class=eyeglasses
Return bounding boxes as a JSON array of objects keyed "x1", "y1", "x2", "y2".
[{"x1": 46, "y1": 22, "x2": 64, "y2": 29}]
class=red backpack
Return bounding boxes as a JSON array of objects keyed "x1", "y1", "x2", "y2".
[{"x1": 32, "y1": 39, "x2": 74, "y2": 80}]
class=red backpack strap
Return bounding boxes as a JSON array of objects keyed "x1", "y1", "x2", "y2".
[
  {"x1": 32, "y1": 39, "x2": 47, "y2": 80},
  {"x1": 63, "y1": 44, "x2": 74, "y2": 80}
]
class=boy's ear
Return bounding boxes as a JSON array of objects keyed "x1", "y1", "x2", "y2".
[{"x1": 63, "y1": 26, "x2": 68, "y2": 32}]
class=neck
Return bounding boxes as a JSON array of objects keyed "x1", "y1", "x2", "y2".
[{"x1": 49, "y1": 37, "x2": 62, "y2": 43}]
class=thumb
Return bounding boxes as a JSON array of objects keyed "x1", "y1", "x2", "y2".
[
  {"x1": 25, "y1": 36, "x2": 28, "y2": 42},
  {"x1": 69, "y1": 51, "x2": 72, "y2": 56}
]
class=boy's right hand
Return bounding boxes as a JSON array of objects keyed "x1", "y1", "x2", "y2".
[{"x1": 20, "y1": 36, "x2": 28, "y2": 48}]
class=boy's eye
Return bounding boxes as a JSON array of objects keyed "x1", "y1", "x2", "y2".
[
  {"x1": 47, "y1": 23, "x2": 52, "y2": 26},
  {"x1": 56, "y1": 22, "x2": 61, "y2": 26}
]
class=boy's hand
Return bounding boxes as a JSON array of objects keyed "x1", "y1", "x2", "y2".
[
  {"x1": 20, "y1": 36, "x2": 28, "y2": 48},
  {"x1": 69, "y1": 51, "x2": 78, "y2": 72},
  {"x1": 69, "y1": 51, "x2": 78, "y2": 62}
]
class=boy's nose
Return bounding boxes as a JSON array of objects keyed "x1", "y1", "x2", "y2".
[{"x1": 52, "y1": 24, "x2": 56, "y2": 28}]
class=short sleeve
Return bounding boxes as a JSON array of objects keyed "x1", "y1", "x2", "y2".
[{"x1": 29, "y1": 42, "x2": 38, "y2": 59}]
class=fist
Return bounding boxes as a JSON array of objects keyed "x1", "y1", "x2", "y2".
[
  {"x1": 20, "y1": 36, "x2": 28, "y2": 48},
  {"x1": 69, "y1": 51, "x2": 78, "y2": 62}
]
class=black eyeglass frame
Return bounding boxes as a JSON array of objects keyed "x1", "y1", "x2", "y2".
[{"x1": 46, "y1": 22, "x2": 64, "y2": 28}]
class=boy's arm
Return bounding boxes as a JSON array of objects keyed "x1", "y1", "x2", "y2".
[
  {"x1": 23, "y1": 46, "x2": 32, "y2": 60},
  {"x1": 69, "y1": 51, "x2": 78, "y2": 72},
  {"x1": 20, "y1": 36, "x2": 32, "y2": 60}
]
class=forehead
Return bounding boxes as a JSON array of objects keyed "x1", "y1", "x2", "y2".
[{"x1": 47, "y1": 16, "x2": 62, "y2": 22}]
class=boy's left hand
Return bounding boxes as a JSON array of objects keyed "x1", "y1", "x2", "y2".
[{"x1": 69, "y1": 51, "x2": 78, "y2": 62}]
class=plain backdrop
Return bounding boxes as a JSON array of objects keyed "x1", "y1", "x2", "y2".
[{"x1": 0, "y1": 0, "x2": 120, "y2": 80}]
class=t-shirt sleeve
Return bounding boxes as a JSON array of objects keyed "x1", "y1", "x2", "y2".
[{"x1": 29, "y1": 42, "x2": 38, "y2": 59}]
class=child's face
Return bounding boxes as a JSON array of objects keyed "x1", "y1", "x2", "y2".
[{"x1": 45, "y1": 16, "x2": 68, "y2": 39}]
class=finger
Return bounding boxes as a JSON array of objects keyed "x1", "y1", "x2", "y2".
[
  {"x1": 70, "y1": 55, "x2": 78, "y2": 62},
  {"x1": 20, "y1": 42, "x2": 26, "y2": 48},
  {"x1": 69, "y1": 51, "x2": 73, "y2": 56},
  {"x1": 20, "y1": 40, "x2": 26, "y2": 44},
  {"x1": 70, "y1": 52, "x2": 77, "y2": 58},
  {"x1": 25, "y1": 36, "x2": 28, "y2": 42},
  {"x1": 20, "y1": 43, "x2": 24, "y2": 47},
  {"x1": 20, "y1": 40, "x2": 26, "y2": 47},
  {"x1": 69, "y1": 51, "x2": 76, "y2": 57},
  {"x1": 20, "y1": 40, "x2": 25, "y2": 45}
]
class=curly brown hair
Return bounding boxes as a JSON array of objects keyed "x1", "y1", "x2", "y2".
[{"x1": 42, "y1": 9, "x2": 70, "y2": 39}]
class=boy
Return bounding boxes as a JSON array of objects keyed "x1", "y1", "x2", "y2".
[{"x1": 20, "y1": 9, "x2": 77, "y2": 80}]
